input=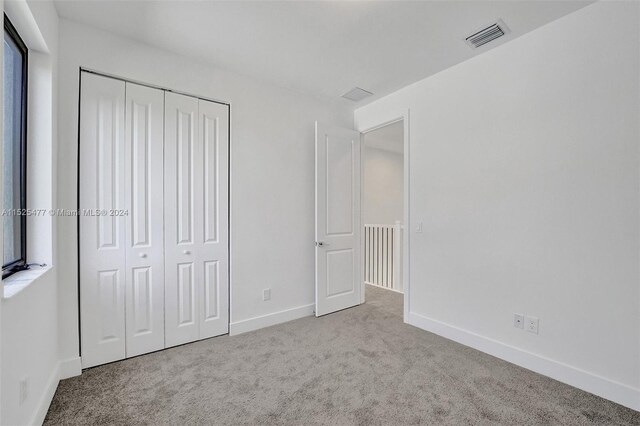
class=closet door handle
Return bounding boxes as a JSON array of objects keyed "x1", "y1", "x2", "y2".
[
  {"x1": 183, "y1": 250, "x2": 191, "y2": 255},
  {"x1": 139, "y1": 253, "x2": 147, "y2": 258}
]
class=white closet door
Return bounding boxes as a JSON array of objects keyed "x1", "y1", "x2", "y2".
[
  {"x1": 197, "y1": 99, "x2": 229, "y2": 339},
  {"x1": 124, "y1": 83, "x2": 165, "y2": 357},
  {"x1": 79, "y1": 73, "x2": 127, "y2": 368},
  {"x1": 164, "y1": 93, "x2": 200, "y2": 347},
  {"x1": 164, "y1": 93, "x2": 229, "y2": 347}
]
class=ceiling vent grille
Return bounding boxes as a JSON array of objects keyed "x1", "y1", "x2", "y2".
[
  {"x1": 465, "y1": 20, "x2": 510, "y2": 49},
  {"x1": 341, "y1": 87, "x2": 373, "y2": 102}
]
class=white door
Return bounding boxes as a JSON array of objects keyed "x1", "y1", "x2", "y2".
[
  {"x1": 315, "y1": 122, "x2": 362, "y2": 316},
  {"x1": 164, "y1": 92, "x2": 199, "y2": 347},
  {"x1": 124, "y1": 83, "x2": 165, "y2": 357},
  {"x1": 197, "y1": 99, "x2": 230, "y2": 339},
  {"x1": 79, "y1": 73, "x2": 127, "y2": 368},
  {"x1": 164, "y1": 93, "x2": 229, "y2": 347}
]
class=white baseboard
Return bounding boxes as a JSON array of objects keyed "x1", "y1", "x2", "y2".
[
  {"x1": 59, "y1": 357, "x2": 82, "y2": 380},
  {"x1": 30, "y1": 363, "x2": 60, "y2": 426},
  {"x1": 29, "y1": 357, "x2": 82, "y2": 425},
  {"x1": 407, "y1": 311, "x2": 640, "y2": 412},
  {"x1": 230, "y1": 304, "x2": 314, "y2": 336}
]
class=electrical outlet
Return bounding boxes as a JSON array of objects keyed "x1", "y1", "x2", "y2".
[
  {"x1": 526, "y1": 316, "x2": 539, "y2": 334},
  {"x1": 263, "y1": 288, "x2": 271, "y2": 301},
  {"x1": 19, "y1": 378, "x2": 28, "y2": 405},
  {"x1": 513, "y1": 313, "x2": 524, "y2": 329}
]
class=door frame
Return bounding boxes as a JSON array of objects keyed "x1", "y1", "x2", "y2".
[
  {"x1": 76, "y1": 68, "x2": 233, "y2": 357},
  {"x1": 358, "y1": 111, "x2": 410, "y2": 322}
]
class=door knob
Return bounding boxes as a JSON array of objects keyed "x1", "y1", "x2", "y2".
[
  {"x1": 315, "y1": 242, "x2": 327, "y2": 247},
  {"x1": 183, "y1": 250, "x2": 191, "y2": 255},
  {"x1": 139, "y1": 253, "x2": 147, "y2": 258}
]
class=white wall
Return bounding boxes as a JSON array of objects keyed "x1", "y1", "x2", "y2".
[
  {"x1": 355, "y1": 1, "x2": 640, "y2": 410},
  {"x1": 2, "y1": 270, "x2": 58, "y2": 425},
  {"x1": 363, "y1": 147, "x2": 403, "y2": 225},
  {"x1": 56, "y1": 19, "x2": 353, "y2": 365},
  {"x1": 1, "y1": 1, "x2": 59, "y2": 425}
]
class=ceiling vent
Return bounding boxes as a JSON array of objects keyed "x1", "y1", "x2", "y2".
[
  {"x1": 465, "y1": 19, "x2": 510, "y2": 49},
  {"x1": 341, "y1": 87, "x2": 373, "y2": 102}
]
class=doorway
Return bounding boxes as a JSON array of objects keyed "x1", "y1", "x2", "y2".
[
  {"x1": 361, "y1": 120, "x2": 405, "y2": 307},
  {"x1": 314, "y1": 117, "x2": 408, "y2": 319}
]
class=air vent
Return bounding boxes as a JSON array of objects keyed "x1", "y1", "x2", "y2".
[
  {"x1": 465, "y1": 19, "x2": 510, "y2": 49},
  {"x1": 341, "y1": 87, "x2": 373, "y2": 102}
]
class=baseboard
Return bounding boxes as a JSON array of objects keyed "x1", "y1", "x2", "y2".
[
  {"x1": 59, "y1": 357, "x2": 82, "y2": 380},
  {"x1": 229, "y1": 304, "x2": 315, "y2": 336},
  {"x1": 407, "y1": 312, "x2": 640, "y2": 412},
  {"x1": 28, "y1": 357, "x2": 82, "y2": 425},
  {"x1": 29, "y1": 362, "x2": 60, "y2": 426}
]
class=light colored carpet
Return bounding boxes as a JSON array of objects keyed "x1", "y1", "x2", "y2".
[{"x1": 45, "y1": 285, "x2": 639, "y2": 425}]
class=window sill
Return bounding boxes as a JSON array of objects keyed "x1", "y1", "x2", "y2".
[{"x1": 2, "y1": 265, "x2": 52, "y2": 299}]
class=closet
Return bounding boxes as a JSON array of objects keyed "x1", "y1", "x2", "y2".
[{"x1": 79, "y1": 71, "x2": 229, "y2": 368}]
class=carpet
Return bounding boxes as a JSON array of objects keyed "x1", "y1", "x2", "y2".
[{"x1": 45, "y1": 285, "x2": 639, "y2": 425}]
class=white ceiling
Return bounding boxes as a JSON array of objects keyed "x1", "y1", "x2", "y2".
[
  {"x1": 53, "y1": 1, "x2": 592, "y2": 106},
  {"x1": 364, "y1": 121, "x2": 403, "y2": 154}
]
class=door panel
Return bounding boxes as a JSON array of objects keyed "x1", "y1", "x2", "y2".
[
  {"x1": 326, "y1": 138, "x2": 354, "y2": 235},
  {"x1": 177, "y1": 262, "x2": 196, "y2": 324},
  {"x1": 124, "y1": 82, "x2": 165, "y2": 357},
  {"x1": 326, "y1": 249, "x2": 355, "y2": 297},
  {"x1": 204, "y1": 261, "x2": 219, "y2": 319},
  {"x1": 177, "y1": 109, "x2": 194, "y2": 244},
  {"x1": 198, "y1": 99, "x2": 229, "y2": 338},
  {"x1": 315, "y1": 122, "x2": 361, "y2": 316},
  {"x1": 80, "y1": 73, "x2": 127, "y2": 368},
  {"x1": 131, "y1": 267, "x2": 152, "y2": 332},
  {"x1": 165, "y1": 92, "x2": 200, "y2": 347},
  {"x1": 165, "y1": 94, "x2": 229, "y2": 345},
  {"x1": 203, "y1": 115, "x2": 219, "y2": 243}
]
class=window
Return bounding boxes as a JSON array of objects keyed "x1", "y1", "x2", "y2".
[{"x1": 3, "y1": 15, "x2": 27, "y2": 278}]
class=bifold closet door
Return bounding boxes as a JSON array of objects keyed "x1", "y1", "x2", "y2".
[
  {"x1": 164, "y1": 92, "x2": 229, "y2": 347},
  {"x1": 81, "y1": 74, "x2": 229, "y2": 365},
  {"x1": 80, "y1": 73, "x2": 127, "y2": 368},
  {"x1": 80, "y1": 74, "x2": 165, "y2": 368},
  {"x1": 124, "y1": 83, "x2": 165, "y2": 357},
  {"x1": 197, "y1": 99, "x2": 229, "y2": 340}
]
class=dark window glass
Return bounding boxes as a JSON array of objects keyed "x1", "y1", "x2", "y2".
[{"x1": 3, "y1": 15, "x2": 27, "y2": 277}]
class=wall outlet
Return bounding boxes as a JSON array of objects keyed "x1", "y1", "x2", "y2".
[
  {"x1": 19, "y1": 378, "x2": 28, "y2": 405},
  {"x1": 526, "y1": 316, "x2": 539, "y2": 334},
  {"x1": 513, "y1": 313, "x2": 524, "y2": 329},
  {"x1": 263, "y1": 288, "x2": 271, "y2": 301}
]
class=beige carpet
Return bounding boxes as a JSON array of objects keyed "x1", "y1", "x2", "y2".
[{"x1": 45, "y1": 285, "x2": 639, "y2": 425}]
